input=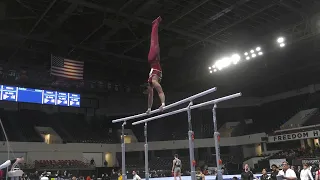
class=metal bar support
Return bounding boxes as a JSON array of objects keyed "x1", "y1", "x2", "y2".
[
  {"x1": 212, "y1": 104, "x2": 223, "y2": 180},
  {"x1": 187, "y1": 101, "x2": 196, "y2": 180},
  {"x1": 121, "y1": 121, "x2": 127, "y2": 180},
  {"x1": 144, "y1": 122, "x2": 149, "y2": 180}
]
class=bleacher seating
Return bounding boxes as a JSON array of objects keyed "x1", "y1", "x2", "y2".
[
  {"x1": 34, "y1": 159, "x2": 92, "y2": 169},
  {"x1": 243, "y1": 94, "x2": 310, "y2": 135},
  {"x1": 0, "y1": 109, "x2": 116, "y2": 143},
  {"x1": 0, "y1": 93, "x2": 317, "y2": 145}
]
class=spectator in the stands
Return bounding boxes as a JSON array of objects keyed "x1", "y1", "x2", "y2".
[
  {"x1": 300, "y1": 163, "x2": 313, "y2": 180},
  {"x1": 196, "y1": 167, "x2": 205, "y2": 180},
  {"x1": 291, "y1": 166, "x2": 300, "y2": 179},
  {"x1": 102, "y1": 173, "x2": 109, "y2": 180},
  {"x1": 132, "y1": 171, "x2": 141, "y2": 180},
  {"x1": 222, "y1": 167, "x2": 228, "y2": 175},
  {"x1": 41, "y1": 170, "x2": 47, "y2": 177},
  {"x1": 90, "y1": 158, "x2": 95, "y2": 166},
  {"x1": 0, "y1": 169, "x2": 3, "y2": 180},
  {"x1": 112, "y1": 169, "x2": 116, "y2": 175},
  {"x1": 297, "y1": 166, "x2": 302, "y2": 175},
  {"x1": 92, "y1": 175, "x2": 97, "y2": 180},
  {"x1": 278, "y1": 161, "x2": 297, "y2": 180},
  {"x1": 118, "y1": 170, "x2": 123, "y2": 180},
  {"x1": 271, "y1": 164, "x2": 279, "y2": 180},
  {"x1": 104, "y1": 160, "x2": 108, "y2": 167},
  {"x1": 241, "y1": 164, "x2": 254, "y2": 180},
  {"x1": 314, "y1": 164, "x2": 320, "y2": 180},
  {"x1": 260, "y1": 169, "x2": 270, "y2": 180},
  {"x1": 111, "y1": 169, "x2": 118, "y2": 180}
]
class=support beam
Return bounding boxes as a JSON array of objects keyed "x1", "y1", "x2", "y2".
[
  {"x1": 68, "y1": 23, "x2": 104, "y2": 55},
  {"x1": 7, "y1": 0, "x2": 57, "y2": 62},
  {"x1": 191, "y1": 0, "x2": 251, "y2": 30},
  {"x1": 52, "y1": 3, "x2": 78, "y2": 30},
  {"x1": 74, "y1": 44, "x2": 145, "y2": 62},
  {"x1": 63, "y1": 0, "x2": 218, "y2": 44},
  {"x1": 112, "y1": 87, "x2": 217, "y2": 123},
  {"x1": 99, "y1": 0, "x2": 156, "y2": 44},
  {"x1": 132, "y1": 92, "x2": 242, "y2": 125},
  {"x1": 280, "y1": 1, "x2": 307, "y2": 18},
  {"x1": 134, "y1": 0, "x2": 158, "y2": 15},
  {"x1": 0, "y1": 31, "x2": 145, "y2": 62},
  {"x1": 186, "y1": 3, "x2": 276, "y2": 49},
  {"x1": 118, "y1": 0, "x2": 135, "y2": 12}
]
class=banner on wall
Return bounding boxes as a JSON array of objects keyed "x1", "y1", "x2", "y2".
[
  {"x1": 302, "y1": 159, "x2": 320, "y2": 165},
  {"x1": 292, "y1": 159, "x2": 320, "y2": 165},
  {"x1": 268, "y1": 130, "x2": 320, "y2": 142},
  {"x1": 269, "y1": 159, "x2": 286, "y2": 168}
]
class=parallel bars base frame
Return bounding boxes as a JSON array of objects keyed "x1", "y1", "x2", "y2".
[{"x1": 112, "y1": 88, "x2": 241, "y2": 180}]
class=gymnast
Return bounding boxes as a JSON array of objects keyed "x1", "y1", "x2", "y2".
[
  {"x1": 0, "y1": 157, "x2": 24, "y2": 170},
  {"x1": 146, "y1": 16, "x2": 166, "y2": 114}
]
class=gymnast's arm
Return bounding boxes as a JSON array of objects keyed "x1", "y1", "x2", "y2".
[
  {"x1": 172, "y1": 160, "x2": 176, "y2": 172},
  {"x1": 147, "y1": 86, "x2": 154, "y2": 112}
]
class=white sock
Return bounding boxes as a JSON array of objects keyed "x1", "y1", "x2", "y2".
[{"x1": 0, "y1": 160, "x2": 11, "y2": 169}]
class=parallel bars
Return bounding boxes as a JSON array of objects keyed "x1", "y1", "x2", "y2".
[
  {"x1": 132, "y1": 92, "x2": 242, "y2": 180},
  {"x1": 112, "y1": 87, "x2": 217, "y2": 180}
]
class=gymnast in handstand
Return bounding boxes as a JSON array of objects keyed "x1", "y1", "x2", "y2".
[
  {"x1": 146, "y1": 16, "x2": 166, "y2": 114},
  {"x1": 0, "y1": 157, "x2": 24, "y2": 170}
]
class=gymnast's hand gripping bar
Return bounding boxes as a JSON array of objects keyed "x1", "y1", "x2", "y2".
[
  {"x1": 112, "y1": 87, "x2": 217, "y2": 123},
  {"x1": 132, "y1": 92, "x2": 242, "y2": 125}
]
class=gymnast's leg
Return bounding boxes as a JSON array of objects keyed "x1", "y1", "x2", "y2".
[
  {"x1": 148, "y1": 16, "x2": 162, "y2": 62},
  {"x1": 0, "y1": 157, "x2": 24, "y2": 169},
  {"x1": 146, "y1": 85, "x2": 154, "y2": 114},
  {"x1": 151, "y1": 76, "x2": 165, "y2": 111}
]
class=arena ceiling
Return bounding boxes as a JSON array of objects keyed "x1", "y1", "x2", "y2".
[{"x1": 0, "y1": 0, "x2": 320, "y2": 96}]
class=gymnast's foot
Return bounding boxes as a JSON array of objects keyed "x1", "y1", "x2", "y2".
[
  {"x1": 159, "y1": 103, "x2": 165, "y2": 111},
  {"x1": 146, "y1": 108, "x2": 151, "y2": 114},
  {"x1": 152, "y1": 16, "x2": 162, "y2": 24}
]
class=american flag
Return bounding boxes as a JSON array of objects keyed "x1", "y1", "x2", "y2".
[{"x1": 51, "y1": 55, "x2": 84, "y2": 80}]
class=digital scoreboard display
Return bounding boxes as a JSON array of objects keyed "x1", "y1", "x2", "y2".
[{"x1": 0, "y1": 85, "x2": 80, "y2": 107}]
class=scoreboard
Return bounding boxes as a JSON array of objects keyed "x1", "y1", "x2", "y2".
[{"x1": 0, "y1": 85, "x2": 80, "y2": 107}]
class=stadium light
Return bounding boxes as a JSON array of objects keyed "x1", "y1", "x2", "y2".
[
  {"x1": 231, "y1": 54, "x2": 241, "y2": 64},
  {"x1": 209, "y1": 53, "x2": 242, "y2": 73},
  {"x1": 209, "y1": 45, "x2": 265, "y2": 73},
  {"x1": 280, "y1": 43, "x2": 285, "y2": 47},
  {"x1": 277, "y1": 37, "x2": 285, "y2": 43}
]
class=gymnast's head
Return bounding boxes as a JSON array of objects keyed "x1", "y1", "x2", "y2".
[
  {"x1": 174, "y1": 154, "x2": 179, "y2": 159},
  {"x1": 132, "y1": 171, "x2": 137, "y2": 175}
]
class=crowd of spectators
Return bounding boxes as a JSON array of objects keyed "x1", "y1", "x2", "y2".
[{"x1": 34, "y1": 160, "x2": 93, "y2": 169}]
